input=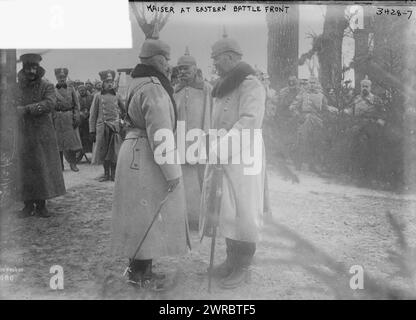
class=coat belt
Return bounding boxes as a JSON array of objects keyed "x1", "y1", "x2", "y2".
[{"x1": 125, "y1": 128, "x2": 147, "y2": 140}]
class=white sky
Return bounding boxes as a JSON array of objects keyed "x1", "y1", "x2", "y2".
[{"x1": 16, "y1": 3, "x2": 355, "y2": 85}]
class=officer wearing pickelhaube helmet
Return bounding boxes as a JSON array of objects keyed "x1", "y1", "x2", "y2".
[
  {"x1": 112, "y1": 24, "x2": 190, "y2": 290},
  {"x1": 89, "y1": 69, "x2": 125, "y2": 181},
  {"x1": 345, "y1": 75, "x2": 386, "y2": 185},
  {"x1": 200, "y1": 28, "x2": 266, "y2": 289},
  {"x1": 173, "y1": 46, "x2": 213, "y2": 229},
  {"x1": 13, "y1": 53, "x2": 66, "y2": 218},
  {"x1": 54, "y1": 67, "x2": 83, "y2": 172}
]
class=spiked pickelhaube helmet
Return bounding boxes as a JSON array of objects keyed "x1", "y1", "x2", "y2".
[
  {"x1": 139, "y1": 23, "x2": 170, "y2": 60},
  {"x1": 211, "y1": 26, "x2": 243, "y2": 58},
  {"x1": 177, "y1": 46, "x2": 197, "y2": 67}
]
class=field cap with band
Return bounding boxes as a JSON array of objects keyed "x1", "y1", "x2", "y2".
[
  {"x1": 20, "y1": 53, "x2": 42, "y2": 65},
  {"x1": 54, "y1": 68, "x2": 69, "y2": 78},
  {"x1": 211, "y1": 27, "x2": 243, "y2": 58},
  {"x1": 177, "y1": 46, "x2": 196, "y2": 67},
  {"x1": 139, "y1": 23, "x2": 170, "y2": 60},
  {"x1": 99, "y1": 70, "x2": 116, "y2": 81}
]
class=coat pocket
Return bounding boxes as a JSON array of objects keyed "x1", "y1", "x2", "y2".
[{"x1": 129, "y1": 139, "x2": 141, "y2": 170}]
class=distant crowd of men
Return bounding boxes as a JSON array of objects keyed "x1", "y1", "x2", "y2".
[{"x1": 257, "y1": 72, "x2": 395, "y2": 189}]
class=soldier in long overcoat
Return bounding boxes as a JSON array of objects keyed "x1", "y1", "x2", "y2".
[
  {"x1": 173, "y1": 47, "x2": 212, "y2": 229},
  {"x1": 289, "y1": 76, "x2": 329, "y2": 172},
  {"x1": 89, "y1": 70, "x2": 125, "y2": 181},
  {"x1": 344, "y1": 76, "x2": 386, "y2": 184},
  {"x1": 112, "y1": 33, "x2": 189, "y2": 289},
  {"x1": 200, "y1": 34, "x2": 266, "y2": 289},
  {"x1": 13, "y1": 54, "x2": 66, "y2": 218},
  {"x1": 54, "y1": 68, "x2": 82, "y2": 172}
]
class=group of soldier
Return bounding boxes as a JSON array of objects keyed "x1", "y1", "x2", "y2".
[
  {"x1": 11, "y1": 22, "x2": 390, "y2": 293},
  {"x1": 261, "y1": 71, "x2": 388, "y2": 187},
  {"x1": 13, "y1": 28, "x2": 268, "y2": 292}
]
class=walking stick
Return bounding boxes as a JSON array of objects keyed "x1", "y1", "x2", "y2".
[
  {"x1": 207, "y1": 165, "x2": 223, "y2": 293},
  {"x1": 123, "y1": 191, "x2": 170, "y2": 277}
]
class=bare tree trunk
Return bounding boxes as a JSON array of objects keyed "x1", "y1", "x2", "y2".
[
  {"x1": 317, "y1": 5, "x2": 348, "y2": 97},
  {"x1": 266, "y1": 4, "x2": 299, "y2": 91},
  {"x1": 353, "y1": 6, "x2": 372, "y2": 91},
  {"x1": 0, "y1": 49, "x2": 17, "y2": 209}
]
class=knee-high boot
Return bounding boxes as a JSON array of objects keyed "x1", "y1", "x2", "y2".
[
  {"x1": 60, "y1": 151, "x2": 64, "y2": 171},
  {"x1": 220, "y1": 239, "x2": 255, "y2": 289},
  {"x1": 99, "y1": 161, "x2": 110, "y2": 182},
  {"x1": 68, "y1": 150, "x2": 79, "y2": 172},
  {"x1": 110, "y1": 162, "x2": 116, "y2": 181}
]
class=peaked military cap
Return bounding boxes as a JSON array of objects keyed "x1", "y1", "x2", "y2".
[
  {"x1": 20, "y1": 53, "x2": 42, "y2": 65},
  {"x1": 211, "y1": 27, "x2": 243, "y2": 58},
  {"x1": 54, "y1": 68, "x2": 69, "y2": 77},
  {"x1": 99, "y1": 70, "x2": 116, "y2": 81},
  {"x1": 177, "y1": 46, "x2": 197, "y2": 67}
]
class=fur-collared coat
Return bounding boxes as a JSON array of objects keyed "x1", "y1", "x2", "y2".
[
  {"x1": 200, "y1": 62, "x2": 266, "y2": 243},
  {"x1": 13, "y1": 68, "x2": 66, "y2": 201}
]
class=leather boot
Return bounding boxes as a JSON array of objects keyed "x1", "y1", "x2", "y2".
[
  {"x1": 60, "y1": 152, "x2": 64, "y2": 171},
  {"x1": 70, "y1": 162, "x2": 79, "y2": 172},
  {"x1": 35, "y1": 200, "x2": 52, "y2": 218},
  {"x1": 98, "y1": 162, "x2": 110, "y2": 182},
  {"x1": 142, "y1": 261, "x2": 168, "y2": 291},
  {"x1": 68, "y1": 151, "x2": 79, "y2": 172},
  {"x1": 18, "y1": 201, "x2": 35, "y2": 218},
  {"x1": 110, "y1": 163, "x2": 116, "y2": 181},
  {"x1": 209, "y1": 255, "x2": 234, "y2": 279},
  {"x1": 127, "y1": 259, "x2": 143, "y2": 286},
  {"x1": 219, "y1": 253, "x2": 252, "y2": 289}
]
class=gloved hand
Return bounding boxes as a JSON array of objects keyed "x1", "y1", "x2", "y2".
[
  {"x1": 167, "y1": 177, "x2": 180, "y2": 192},
  {"x1": 90, "y1": 132, "x2": 96, "y2": 143}
]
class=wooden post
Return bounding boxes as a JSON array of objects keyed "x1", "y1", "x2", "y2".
[{"x1": 0, "y1": 49, "x2": 17, "y2": 209}]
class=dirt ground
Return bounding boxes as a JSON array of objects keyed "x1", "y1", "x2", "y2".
[{"x1": 1, "y1": 158, "x2": 416, "y2": 300}]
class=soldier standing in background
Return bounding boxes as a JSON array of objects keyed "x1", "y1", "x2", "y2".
[
  {"x1": 85, "y1": 79, "x2": 95, "y2": 95},
  {"x1": 13, "y1": 54, "x2": 66, "y2": 218},
  {"x1": 289, "y1": 76, "x2": 329, "y2": 172},
  {"x1": 89, "y1": 70, "x2": 125, "y2": 182},
  {"x1": 54, "y1": 68, "x2": 82, "y2": 172},
  {"x1": 94, "y1": 80, "x2": 102, "y2": 92},
  {"x1": 344, "y1": 76, "x2": 386, "y2": 186},
  {"x1": 77, "y1": 84, "x2": 94, "y2": 155},
  {"x1": 173, "y1": 46, "x2": 212, "y2": 228},
  {"x1": 275, "y1": 75, "x2": 301, "y2": 161}
]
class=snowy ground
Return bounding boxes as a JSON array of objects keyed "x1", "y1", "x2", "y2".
[{"x1": 1, "y1": 158, "x2": 416, "y2": 300}]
